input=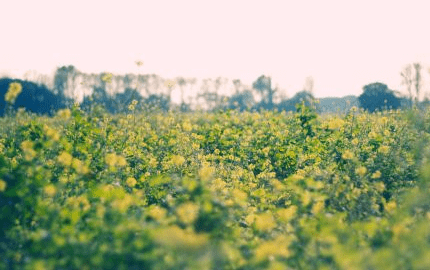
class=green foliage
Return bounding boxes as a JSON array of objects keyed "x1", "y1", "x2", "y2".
[{"x1": 0, "y1": 104, "x2": 430, "y2": 269}]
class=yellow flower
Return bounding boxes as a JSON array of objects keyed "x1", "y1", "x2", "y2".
[
  {"x1": 101, "y1": 73, "x2": 113, "y2": 83},
  {"x1": 232, "y1": 189, "x2": 248, "y2": 204},
  {"x1": 327, "y1": 118, "x2": 345, "y2": 130},
  {"x1": 20, "y1": 140, "x2": 33, "y2": 151},
  {"x1": 116, "y1": 155, "x2": 127, "y2": 167},
  {"x1": 176, "y1": 202, "x2": 199, "y2": 225},
  {"x1": 311, "y1": 200, "x2": 325, "y2": 215},
  {"x1": 301, "y1": 190, "x2": 312, "y2": 206},
  {"x1": 44, "y1": 184, "x2": 57, "y2": 197},
  {"x1": 72, "y1": 158, "x2": 89, "y2": 174},
  {"x1": 254, "y1": 235, "x2": 290, "y2": 262},
  {"x1": 44, "y1": 126, "x2": 60, "y2": 141},
  {"x1": 368, "y1": 131, "x2": 377, "y2": 139},
  {"x1": 351, "y1": 138, "x2": 359, "y2": 145},
  {"x1": 355, "y1": 166, "x2": 367, "y2": 177},
  {"x1": 0, "y1": 179, "x2": 7, "y2": 192},
  {"x1": 385, "y1": 201, "x2": 397, "y2": 213},
  {"x1": 105, "y1": 153, "x2": 122, "y2": 167},
  {"x1": 5, "y1": 82, "x2": 22, "y2": 103},
  {"x1": 171, "y1": 155, "x2": 185, "y2": 167},
  {"x1": 152, "y1": 225, "x2": 209, "y2": 250},
  {"x1": 111, "y1": 194, "x2": 134, "y2": 213},
  {"x1": 378, "y1": 145, "x2": 390, "y2": 155},
  {"x1": 57, "y1": 108, "x2": 71, "y2": 120},
  {"x1": 371, "y1": 170, "x2": 382, "y2": 179},
  {"x1": 148, "y1": 206, "x2": 167, "y2": 221},
  {"x1": 182, "y1": 122, "x2": 193, "y2": 132},
  {"x1": 254, "y1": 212, "x2": 277, "y2": 232},
  {"x1": 342, "y1": 150, "x2": 354, "y2": 160},
  {"x1": 126, "y1": 177, "x2": 137, "y2": 188},
  {"x1": 199, "y1": 165, "x2": 215, "y2": 181},
  {"x1": 277, "y1": 206, "x2": 297, "y2": 222},
  {"x1": 20, "y1": 140, "x2": 36, "y2": 161},
  {"x1": 374, "y1": 182, "x2": 385, "y2": 192},
  {"x1": 58, "y1": 152, "x2": 73, "y2": 167}
]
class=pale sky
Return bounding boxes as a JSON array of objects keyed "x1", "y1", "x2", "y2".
[{"x1": 1, "y1": 0, "x2": 430, "y2": 99}]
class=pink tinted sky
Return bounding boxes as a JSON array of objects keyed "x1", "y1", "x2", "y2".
[{"x1": 1, "y1": 0, "x2": 429, "y2": 100}]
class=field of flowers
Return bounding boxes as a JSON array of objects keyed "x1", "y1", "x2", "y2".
[{"x1": 1, "y1": 102, "x2": 430, "y2": 269}]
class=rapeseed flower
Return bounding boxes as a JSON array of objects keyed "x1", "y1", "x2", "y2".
[
  {"x1": 72, "y1": 158, "x2": 89, "y2": 174},
  {"x1": 44, "y1": 184, "x2": 57, "y2": 197},
  {"x1": 312, "y1": 200, "x2": 325, "y2": 215},
  {"x1": 371, "y1": 170, "x2": 382, "y2": 179},
  {"x1": 277, "y1": 206, "x2": 297, "y2": 222},
  {"x1": 254, "y1": 235, "x2": 290, "y2": 262},
  {"x1": 385, "y1": 201, "x2": 397, "y2": 213},
  {"x1": 342, "y1": 150, "x2": 354, "y2": 160},
  {"x1": 378, "y1": 145, "x2": 390, "y2": 155},
  {"x1": 58, "y1": 152, "x2": 73, "y2": 167},
  {"x1": 199, "y1": 165, "x2": 215, "y2": 181},
  {"x1": 171, "y1": 155, "x2": 185, "y2": 166},
  {"x1": 374, "y1": 181, "x2": 385, "y2": 192},
  {"x1": 0, "y1": 179, "x2": 7, "y2": 192},
  {"x1": 254, "y1": 212, "x2": 276, "y2": 232},
  {"x1": 355, "y1": 166, "x2": 367, "y2": 177},
  {"x1": 20, "y1": 140, "x2": 36, "y2": 161},
  {"x1": 57, "y1": 108, "x2": 71, "y2": 120},
  {"x1": 126, "y1": 177, "x2": 137, "y2": 188},
  {"x1": 101, "y1": 73, "x2": 113, "y2": 83},
  {"x1": 153, "y1": 225, "x2": 209, "y2": 250},
  {"x1": 176, "y1": 202, "x2": 199, "y2": 225},
  {"x1": 327, "y1": 118, "x2": 345, "y2": 130},
  {"x1": 182, "y1": 121, "x2": 193, "y2": 132},
  {"x1": 5, "y1": 82, "x2": 22, "y2": 103},
  {"x1": 148, "y1": 206, "x2": 167, "y2": 221}
]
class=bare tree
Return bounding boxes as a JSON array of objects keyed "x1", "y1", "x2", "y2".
[
  {"x1": 413, "y1": 63, "x2": 422, "y2": 105},
  {"x1": 252, "y1": 75, "x2": 276, "y2": 109},
  {"x1": 176, "y1": 77, "x2": 187, "y2": 104},
  {"x1": 303, "y1": 76, "x2": 314, "y2": 96},
  {"x1": 401, "y1": 64, "x2": 413, "y2": 108}
]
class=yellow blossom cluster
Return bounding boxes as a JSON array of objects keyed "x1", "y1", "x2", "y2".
[{"x1": 5, "y1": 82, "x2": 22, "y2": 103}]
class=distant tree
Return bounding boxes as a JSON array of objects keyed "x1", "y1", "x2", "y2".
[
  {"x1": 113, "y1": 88, "x2": 143, "y2": 113},
  {"x1": 53, "y1": 66, "x2": 69, "y2": 97},
  {"x1": 277, "y1": 90, "x2": 314, "y2": 112},
  {"x1": 197, "y1": 91, "x2": 220, "y2": 111},
  {"x1": 358, "y1": 82, "x2": 401, "y2": 112},
  {"x1": 413, "y1": 63, "x2": 422, "y2": 105},
  {"x1": 233, "y1": 79, "x2": 242, "y2": 94},
  {"x1": 81, "y1": 86, "x2": 111, "y2": 113},
  {"x1": 176, "y1": 77, "x2": 187, "y2": 104},
  {"x1": 227, "y1": 89, "x2": 255, "y2": 111},
  {"x1": 143, "y1": 94, "x2": 171, "y2": 112},
  {"x1": 252, "y1": 75, "x2": 276, "y2": 110},
  {"x1": 0, "y1": 78, "x2": 67, "y2": 116}
]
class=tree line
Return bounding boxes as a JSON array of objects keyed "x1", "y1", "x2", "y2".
[{"x1": 1, "y1": 63, "x2": 429, "y2": 116}]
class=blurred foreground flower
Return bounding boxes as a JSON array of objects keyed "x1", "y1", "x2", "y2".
[
  {"x1": 5, "y1": 82, "x2": 22, "y2": 104},
  {"x1": 57, "y1": 109, "x2": 71, "y2": 120},
  {"x1": 101, "y1": 73, "x2": 113, "y2": 84}
]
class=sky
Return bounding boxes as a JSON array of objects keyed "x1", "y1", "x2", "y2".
[{"x1": 1, "y1": 0, "x2": 430, "y2": 100}]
